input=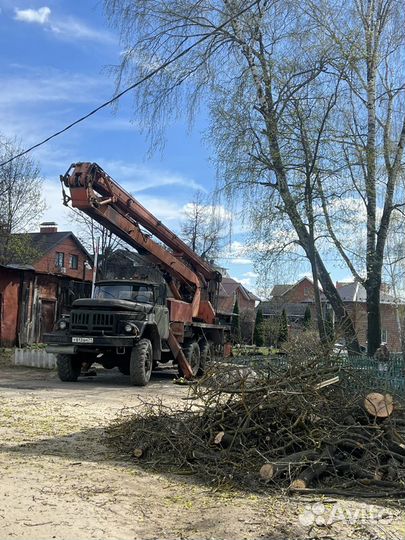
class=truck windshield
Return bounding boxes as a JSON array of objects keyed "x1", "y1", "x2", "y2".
[{"x1": 94, "y1": 283, "x2": 154, "y2": 304}]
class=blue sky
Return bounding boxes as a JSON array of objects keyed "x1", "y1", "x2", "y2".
[{"x1": 0, "y1": 0, "x2": 266, "y2": 292}]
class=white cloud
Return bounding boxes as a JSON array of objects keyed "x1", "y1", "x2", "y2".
[
  {"x1": 13, "y1": 6, "x2": 114, "y2": 45},
  {"x1": 219, "y1": 240, "x2": 253, "y2": 265},
  {"x1": 243, "y1": 271, "x2": 258, "y2": 279},
  {"x1": 0, "y1": 71, "x2": 105, "y2": 106},
  {"x1": 49, "y1": 18, "x2": 115, "y2": 45},
  {"x1": 14, "y1": 6, "x2": 50, "y2": 24},
  {"x1": 182, "y1": 201, "x2": 232, "y2": 222},
  {"x1": 101, "y1": 160, "x2": 205, "y2": 193},
  {"x1": 40, "y1": 179, "x2": 74, "y2": 231},
  {"x1": 134, "y1": 195, "x2": 184, "y2": 223}
]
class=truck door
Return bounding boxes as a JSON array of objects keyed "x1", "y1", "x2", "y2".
[{"x1": 154, "y1": 305, "x2": 169, "y2": 340}]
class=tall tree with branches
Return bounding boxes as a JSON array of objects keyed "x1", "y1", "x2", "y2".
[
  {"x1": 106, "y1": 0, "x2": 405, "y2": 352},
  {"x1": 307, "y1": 0, "x2": 405, "y2": 354},
  {"x1": 181, "y1": 190, "x2": 226, "y2": 261},
  {"x1": 69, "y1": 210, "x2": 123, "y2": 278},
  {"x1": 0, "y1": 135, "x2": 45, "y2": 264}
]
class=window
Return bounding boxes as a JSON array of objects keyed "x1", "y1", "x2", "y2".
[
  {"x1": 55, "y1": 252, "x2": 64, "y2": 267},
  {"x1": 94, "y1": 282, "x2": 155, "y2": 304},
  {"x1": 70, "y1": 254, "x2": 78, "y2": 270},
  {"x1": 304, "y1": 287, "x2": 309, "y2": 296},
  {"x1": 381, "y1": 329, "x2": 388, "y2": 343}
]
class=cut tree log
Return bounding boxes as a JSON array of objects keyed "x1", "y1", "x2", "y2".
[
  {"x1": 259, "y1": 450, "x2": 319, "y2": 481},
  {"x1": 290, "y1": 447, "x2": 335, "y2": 489},
  {"x1": 133, "y1": 448, "x2": 144, "y2": 458},
  {"x1": 364, "y1": 393, "x2": 394, "y2": 418},
  {"x1": 213, "y1": 431, "x2": 233, "y2": 447}
]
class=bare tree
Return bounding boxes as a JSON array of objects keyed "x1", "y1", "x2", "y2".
[
  {"x1": 307, "y1": 0, "x2": 405, "y2": 354},
  {"x1": 181, "y1": 190, "x2": 226, "y2": 261},
  {"x1": 0, "y1": 135, "x2": 45, "y2": 264},
  {"x1": 69, "y1": 210, "x2": 123, "y2": 278},
  {"x1": 103, "y1": 0, "x2": 365, "y2": 351}
]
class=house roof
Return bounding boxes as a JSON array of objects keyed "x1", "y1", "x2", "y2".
[
  {"x1": 219, "y1": 276, "x2": 260, "y2": 302},
  {"x1": 259, "y1": 301, "x2": 308, "y2": 318},
  {"x1": 10, "y1": 231, "x2": 91, "y2": 262},
  {"x1": 270, "y1": 277, "x2": 322, "y2": 298},
  {"x1": 270, "y1": 284, "x2": 293, "y2": 297},
  {"x1": 331, "y1": 282, "x2": 397, "y2": 304}
]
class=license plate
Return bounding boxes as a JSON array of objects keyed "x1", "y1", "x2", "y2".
[{"x1": 72, "y1": 337, "x2": 94, "y2": 344}]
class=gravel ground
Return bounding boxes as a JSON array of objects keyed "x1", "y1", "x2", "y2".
[{"x1": 0, "y1": 358, "x2": 403, "y2": 540}]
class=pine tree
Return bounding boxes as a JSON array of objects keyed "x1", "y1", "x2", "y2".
[
  {"x1": 303, "y1": 306, "x2": 312, "y2": 330},
  {"x1": 278, "y1": 308, "x2": 288, "y2": 343},
  {"x1": 253, "y1": 307, "x2": 264, "y2": 346},
  {"x1": 231, "y1": 299, "x2": 241, "y2": 343}
]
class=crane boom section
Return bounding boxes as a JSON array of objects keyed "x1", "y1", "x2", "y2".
[
  {"x1": 61, "y1": 162, "x2": 219, "y2": 321},
  {"x1": 65, "y1": 163, "x2": 218, "y2": 280}
]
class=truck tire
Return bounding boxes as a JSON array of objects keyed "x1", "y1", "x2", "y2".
[
  {"x1": 199, "y1": 340, "x2": 213, "y2": 375},
  {"x1": 181, "y1": 341, "x2": 201, "y2": 377},
  {"x1": 130, "y1": 339, "x2": 153, "y2": 386},
  {"x1": 57, "y1": 354, "x2": 81, "y2": 382}
]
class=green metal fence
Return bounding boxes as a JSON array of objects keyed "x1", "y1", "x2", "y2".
[{"x1": 228, "y1": 353, "x2": 405, "y2": 395}]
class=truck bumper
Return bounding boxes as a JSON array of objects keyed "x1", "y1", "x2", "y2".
[{"x1": 44, "y1": 333, "x2": 137, "y2": 354}]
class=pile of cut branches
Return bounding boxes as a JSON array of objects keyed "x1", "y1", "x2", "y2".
[{"x1": 107, "y1": 361, "x2": 405, "y2": 497}]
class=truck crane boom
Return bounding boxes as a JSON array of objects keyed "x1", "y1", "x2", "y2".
[{"x1": 61, "y1": 162, "x2": 222, "y2": 323}]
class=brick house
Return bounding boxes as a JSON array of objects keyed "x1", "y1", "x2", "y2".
[
  {"x1": 11, "y1": 222, "x2": 93, "y2": 281},
  {"x1": 332, "y1": 281, "x2": 402, "y2": 351},
  {"x1": 0, "y1": 223, "x2": 92, "y2": 347},
  {"x1": 258, "y1": 277, "x2": 403, "y2": 351},
  {"x1": 217, "y1": 276, "x2": 260, "y2": 342}
]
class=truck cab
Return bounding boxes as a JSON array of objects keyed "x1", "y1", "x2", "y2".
[{"x1": 45, "y1": 279, "x2": 170, "y2": 386}]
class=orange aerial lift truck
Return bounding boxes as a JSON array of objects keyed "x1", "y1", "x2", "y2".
[{"x1": 45, "y1": 162, "x2": 231, "y2": 385}]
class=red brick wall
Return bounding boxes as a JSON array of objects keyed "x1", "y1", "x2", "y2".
[
  {"x1": 345, "y1": 302, "x2": 401, "y2": 352},
  {"x1": 218, "y1": 295, "x2": 234, "y2": 314},
  {"x1": 0, "y1": 268, "x2": 21, "y2": 346},
  {"x1": 34, "y1": 236, "x2": 92, "y2": 280},
  {"x1": 218, "y1": 288, "x2": 256, "y2": 317},
  {"x1": 283, "y1": 278, "x2": 316, "y2": 303}
]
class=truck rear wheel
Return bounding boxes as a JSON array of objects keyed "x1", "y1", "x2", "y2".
[
  {"x1": 57, "y1": 354, "x2": 81, "y2": 382},
  {"x1": 130, "y1": 339, "x2": 153, "y2": 386},
  {"x1": 199, "y1": 340, "x2": 213, "y2": 375},
  {"x1": 181, "y1": 341, "x2": 201, "y2": 377}
]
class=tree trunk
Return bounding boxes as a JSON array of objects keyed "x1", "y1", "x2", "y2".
[
  {"x1": 366, "y1": 276, "x2": 381, "y2": 355},
  {"x1": 309, "y1": 256, "x2": 328, "y2": 344}
]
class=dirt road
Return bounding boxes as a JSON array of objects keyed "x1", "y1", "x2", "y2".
[{"x1": 0, "y1": 362, "x2": 403, "y2": 539}]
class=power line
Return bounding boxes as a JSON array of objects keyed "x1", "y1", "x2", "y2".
[{"x1": 0, "y1": 2, "x2": 258, "y2": 168}]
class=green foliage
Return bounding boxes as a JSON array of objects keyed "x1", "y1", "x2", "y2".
[
  {"x1": 278, "y1": 308, "x2": 288, "y2": 343},
  {"x1": 231, "y1": 299, "x2": 241, "y2": 343},
  {"x1": 303, "y1": 306, "x2": 312, "y2": 329},
  {"x1": 253, "y1": 307, "x2": 264, "y2": 346},
  {"x1": 0, "y1": 233, "x2": 39, "y2": 265},
  {"x1": 260, "y1": 318, "x2": 280, "y2": 347}
]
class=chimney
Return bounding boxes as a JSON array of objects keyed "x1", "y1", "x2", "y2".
[{"x1": 40, "y1": 222, "x2": 58, "y2": 233}]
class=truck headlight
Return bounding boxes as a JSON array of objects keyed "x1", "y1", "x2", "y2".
[
  {"x1": 124, "y1": 323, "x2": 138, "y2": 335},
  {"x1": 59, "y1": 320, "x2": 68, "y2": 331}
]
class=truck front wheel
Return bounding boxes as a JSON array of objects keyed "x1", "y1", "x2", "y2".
[
  {"x1": 130, "y1": 339, "x2": 153, "y2": 386},
  {"x1": 57, "y1": 354, "x2": 81, "y2": 382}
]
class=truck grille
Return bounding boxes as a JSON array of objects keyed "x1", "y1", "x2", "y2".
[{"x1": 71, "y1": 311, "x2": 115, "y2": 334}]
